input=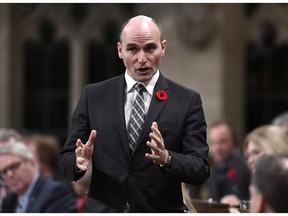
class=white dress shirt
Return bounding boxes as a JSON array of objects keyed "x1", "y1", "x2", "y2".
[{"x1": 124, "y1": 70, "x2": 160, "y2": 129}]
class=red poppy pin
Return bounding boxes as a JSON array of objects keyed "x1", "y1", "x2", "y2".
[
  {"x1": 226, "y1": 168, "x2": 237, "y2": 180},
  {"x1": 156, "y1": 90, "x2": 168, "y2": 101}
]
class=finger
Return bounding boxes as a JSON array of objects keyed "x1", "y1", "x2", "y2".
[
  {"x1": 147, "y1": 141, "x2": 161, "y2": 155},
  {"x1": 146, "y1": 141, "x2": 156, "y2": 155},
  {"x1": 76, "y1": 139, "x2": 83, "y2": 148},
  {"x1": 75, "y1": 147, "x2": 82, "y2": 156},
  {"x1": 76, "y1": 157, "x2": 88, "y2": 170},
  {"x1": 87, "y1": 130, "x2": 97, "y2": 146},
  {"x1": 147, "y1": 140, "x2": 157, "y2": 150},
  {"x1": 145, "y1": 153, "x2": 160, "y2": 163},
  {"x1": 145, "y1": 152, "x2": 156, "y2": 160},
  {"x1": 149, "y1": 133, "x2": 164, "y2": 150},
  {"x1": 151, "y1": 122, "x2": 163, "y2": 141},
  {"x1": 152, "y1": 121, "x2": 158, "y2": 129},
  {"x1": 76, "y1": 164, "x2": 87, "y2": 171}
]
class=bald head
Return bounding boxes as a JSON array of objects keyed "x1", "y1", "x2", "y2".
[{"x1": 119, "y1": 15, "x2": 163, "y2": 42}]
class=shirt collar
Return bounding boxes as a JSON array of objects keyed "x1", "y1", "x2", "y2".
[
  {"x1": 18, "y1": 172, "x2": 40, "y2": 205},
  {"x1": 125, "y1": 70, "x2": 160, "y2": 95}
]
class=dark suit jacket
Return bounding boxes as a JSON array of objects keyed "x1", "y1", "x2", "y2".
[
  {"x1": 2, "y1": 175, "x2": 77, "y2": 213},
  {"x1": 208, "y1": 154, "x2": 251, "y2": 202},
  {"x1": 58, "y1": 73, "x2": 210, "y2": 212}
]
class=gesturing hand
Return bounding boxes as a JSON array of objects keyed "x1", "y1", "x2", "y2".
[
  {"x1": 145, "y1": 122, "x2": 169, "y2": 166},
  {"x1": 75, "y1": 130, "x2": 97, "y2": 171}
]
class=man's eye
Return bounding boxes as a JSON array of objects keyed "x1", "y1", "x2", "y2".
[
  {"x1": 146, "y1": 46, "x2": 156, "y2": 52},
  {"x1": 127, "y1": 47, "x2": 137, "y2": 52}
]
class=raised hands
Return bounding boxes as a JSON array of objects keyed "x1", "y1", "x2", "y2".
[
  {"x1": 75, "y1": 130, "x2": 97, "y2": 171},
  {"x1": 145, "y1": 122, "x2": 170, "y2": 167}
]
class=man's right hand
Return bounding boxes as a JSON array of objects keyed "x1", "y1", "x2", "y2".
[{"x1": 75, "y1": 130, "x2": 97, "y2": 171}]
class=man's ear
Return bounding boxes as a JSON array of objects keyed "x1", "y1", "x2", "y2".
[
  {"x1": 117, "y1": 42, "x2": 123, "y2": 59},
  {"x1": 161, "y1": 40, "x2": 167, "y2": 56}
]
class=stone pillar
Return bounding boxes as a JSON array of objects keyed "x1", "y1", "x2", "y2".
[
  {"x1": 69, "y1": 38, "x2": 86, "y2": 117},
  {"x1": 220, "y1": 4, "x2": 246, "y2": 140},
  {"x1": 0, "y1": 4, "x2": 11, "y2": 127}
]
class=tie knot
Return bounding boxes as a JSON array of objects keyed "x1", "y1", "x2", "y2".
[{"x1": 134, "y1": 83, "x2": 145, "y2": 93}]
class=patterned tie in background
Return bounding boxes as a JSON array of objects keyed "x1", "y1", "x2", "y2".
[
  {"x1": 16, "y1": 198, "x2": 26, "y2": 213},
  {"x1": 128, "y1": 83, "x2": 146, "y2": 152}
]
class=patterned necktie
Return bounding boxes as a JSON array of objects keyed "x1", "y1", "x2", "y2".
[
  {"x1": 16, "y1": 198, "x2": 26, "y2": 213},
  {"x1": 128, "y1": 83, "x2": 146, "y2": 152}
]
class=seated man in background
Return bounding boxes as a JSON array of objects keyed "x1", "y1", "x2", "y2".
[
  {"x1": 0, "y1": 141, "x2": 77, "y2": 213},
  {"x1": 23, "y1": 134, "x2": 61, "y2": 178},
  {"x1": 23, "y1": 133, "x2": 77, "y2": 197},
  {"x1": 249, "y1": 155, "x2": 288, "y2": 213},
  {"x1": 0, "y1": 128, "x2": 22, "y2": 212},
  {"x1": 207, "y1": 121, "x2": 250, "y2": 206}
]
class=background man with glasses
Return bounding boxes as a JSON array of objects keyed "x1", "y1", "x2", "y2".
[
  {"x1": 0, "y1": 128, "x2": 22, "y2": 212},
  {"x1": 0, "y1": 141, "x2": 77, "y2": 213}
]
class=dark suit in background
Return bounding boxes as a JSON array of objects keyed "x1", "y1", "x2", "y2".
[
  {"x1": 208, "y1": 154, "x2": 251, "y2": 202},
  {"x1": 58, "y1": 73, "x2": 209, "y2": 212},
  {"x1": 2, "y1": 175, "x2": 77, "y2": 213}
]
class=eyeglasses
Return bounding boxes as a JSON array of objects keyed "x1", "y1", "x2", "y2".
[{"x1": 0, "y1": 160, "x2": 27, "y2": 178}]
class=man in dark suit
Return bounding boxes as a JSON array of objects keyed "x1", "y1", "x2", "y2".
[
  {"x1": 207, "y1": 121, "x2": 250, "y2": 205},
  {"x1": 0, "y1": 141, "x2": 77, "y2": 213},
  {"x1": 58, "y1": 15, "x2": 210, "y2": 213}
]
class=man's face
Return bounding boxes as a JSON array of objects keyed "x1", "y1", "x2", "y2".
[
  {"x1": 208, "y1": 124, "x2": 235, "y2": 164},
  {"x1": 0, "y1": 154, "x2": 35, "y2": 195},
  {"x1": 117, "y1": 17, "x2": 166, "y2": 82}
]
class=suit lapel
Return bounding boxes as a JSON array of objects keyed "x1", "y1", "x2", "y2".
[
  {"x1": 111, "y1": 75, "x2": 130, "y2": 156},
  {"x1": 25, "y1": 175, "x2": 42, "y2": 212},
  {"x1": 132, "y1": 74, "x2": 170, "y2": 153}
]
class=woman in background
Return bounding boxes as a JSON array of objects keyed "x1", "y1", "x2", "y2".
[
  {"x1": 243, "y1": 125, "x2": 288, "y2": 172},
  {"x1": 222, "y1": 125, "x2": 288, "y2": 211}
]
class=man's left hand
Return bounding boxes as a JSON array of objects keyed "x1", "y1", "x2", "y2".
[{"x1": 145, "y1": 122, "x2": 170, "y2": 167}]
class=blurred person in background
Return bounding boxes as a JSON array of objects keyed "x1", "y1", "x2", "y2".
[
  {"x1": 243, "y1": 125, "x2": 288, "y2": 172},
  {"x1": 207, "y1": 121, "x2": 250, "y2": 206},
  {"x1": 0, "y1": 128, "x2": 22, "y2": 212},
  {"x1": 249, "y1": 155, "x2": 288, "y2": 213},
  {"x1": 227, "y1": 124, "x2": 288, "y2": 213},
  {"x1": 23, "y1": 133, "x2": 75, "y2": 195},
  {"x1": 0, "y1": 141, "x2": 77, "y2": 213},
  {"x1": 0, "y1": 128, "x2": 22, "y2": 146},
  {"x1": 271, "y1": 111, "x2": 288, "y2": 136},
  {"x1": 23, "y1": 134, "x2": 61, "y2": 178},
  {"x1": 71, "y1": 163, "x2": 92, "y2": 213}
]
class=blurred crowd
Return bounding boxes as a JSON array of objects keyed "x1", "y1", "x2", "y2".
[
  {"x1": 183, "y1": 111, "x2": 288, "y2": 213},
  {"x1": 0, "y1": 128, "x2": 91, "y2": 213},
  {"x1": 0, "y1": 111, "x2": 288, "y2": 213}
]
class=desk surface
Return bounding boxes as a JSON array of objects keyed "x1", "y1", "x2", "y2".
[{"x1": 190, "y1": 199, "x2": 230, "y2": 213}]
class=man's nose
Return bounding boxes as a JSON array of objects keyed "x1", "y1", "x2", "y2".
[
  {"x1": 5, "y1": 169, "x2": 14, "y2": 177},
  {"x1": 137, "y1": 50, "x2": 147, "y2": 64}
]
